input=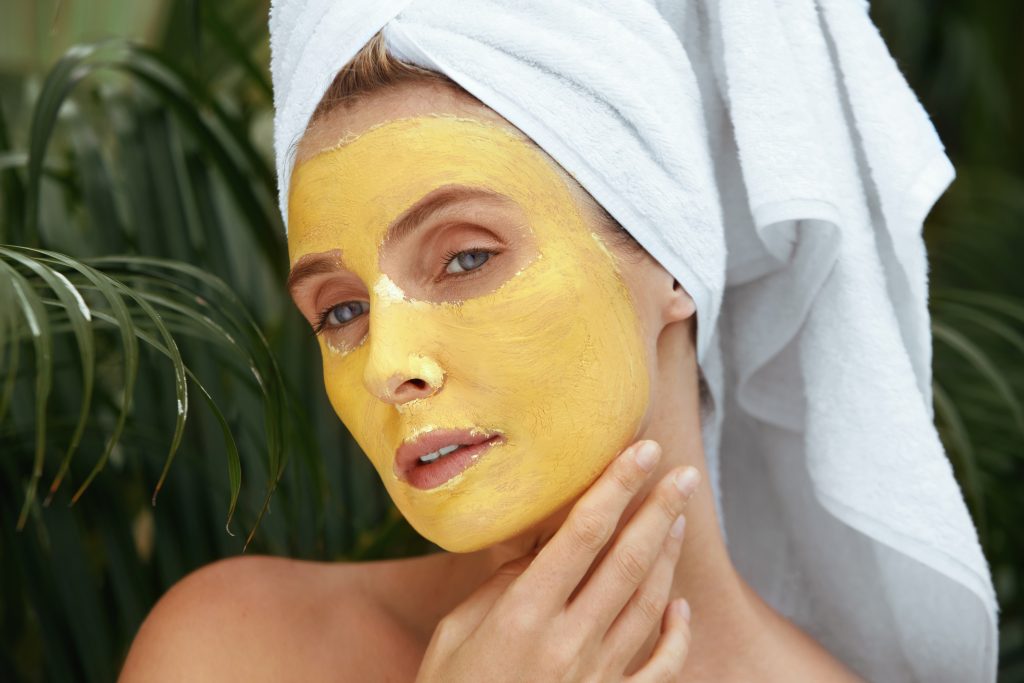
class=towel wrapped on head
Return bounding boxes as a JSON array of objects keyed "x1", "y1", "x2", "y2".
[{"x1": 270, "y1": 1, "x2": 999, "y2": 680}]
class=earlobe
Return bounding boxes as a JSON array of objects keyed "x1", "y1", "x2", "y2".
[{"x1": 664, "y1": 279, "x2": 696, "y2": 323}]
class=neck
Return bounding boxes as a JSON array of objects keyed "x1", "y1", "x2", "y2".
[{"x1": 464, "y1": 320, "x2": 774, "y2": 680}]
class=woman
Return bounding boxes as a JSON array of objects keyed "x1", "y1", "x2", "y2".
[{"x1": 121, "y1": 1, "x2": 997, "y2": 681}]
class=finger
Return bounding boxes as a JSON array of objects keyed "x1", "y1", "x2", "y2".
[
  {"x1": 508, "y1": 440, "x2": 664, "y2": 610},
  {"x1": 601, "y1": 513, "x2": 686, "y2": 672},
  {"x1": 626, "y1": 598, "x2": 692, "y2": 683},
  {"x1": 567, "y1": 465, "x2": 699, "y2": 634}
]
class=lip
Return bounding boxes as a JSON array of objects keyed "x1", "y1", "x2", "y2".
[{"x1": 395, "y1": 428, "x2": 504, "y2": 490}]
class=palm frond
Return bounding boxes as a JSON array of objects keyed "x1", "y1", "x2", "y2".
[{"x1": 0, "y1": 247, "x2": 287, "y2": 537}]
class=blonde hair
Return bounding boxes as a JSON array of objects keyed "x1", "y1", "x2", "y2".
[
  {"x1": 308, "y1": 31, "x2": 638, "y2": 251},
  {"x1": 310, "y1": 31, "x2": 470, "y2": 124}
]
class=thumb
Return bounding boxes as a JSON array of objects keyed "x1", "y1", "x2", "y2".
[{"x1": 446, "y1": 553, "x2": 536, "y2": 634}]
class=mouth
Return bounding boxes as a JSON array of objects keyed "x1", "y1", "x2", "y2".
[{"x1": 395, "y1": 429, "x2": 505, "y2": 490}]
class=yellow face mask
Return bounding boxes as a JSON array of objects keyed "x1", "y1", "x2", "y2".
[{"x1": 288, "y1": 115, "x2": 649, "y2": 552}]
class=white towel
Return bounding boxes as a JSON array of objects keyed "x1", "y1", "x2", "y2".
[{"x1": 269, "y1": 1, "x2": 999, "y2": 681}]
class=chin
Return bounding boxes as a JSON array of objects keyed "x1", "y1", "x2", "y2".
[
  {"x1": 426, "y1": 518, "x2": 547, "y2": 554},
  {"x1": 398, "y1": 469, "x2": 597, "y2": 554}
]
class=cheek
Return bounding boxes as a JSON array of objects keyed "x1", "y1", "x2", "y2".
[
  {"x1": 319, "y1": 343, "x2": 389, "y2": 461},
  {"x1": 444, "y1": 253, "x2": 650, "y2": 446}
]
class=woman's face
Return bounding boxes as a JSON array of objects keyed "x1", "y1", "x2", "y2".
[{"x1": 287, "y1": 85, "x2": 650, "y2": 552}]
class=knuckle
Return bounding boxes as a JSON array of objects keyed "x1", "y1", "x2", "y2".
[
  {"x1": 613, "y1": 544, "x2": 649, "y2": 585},
  {"x1": 547, "y1": 643, "x2": 579, "y2": 679},
  {"x1": 610, "y1": 459, "x2": 640, "y2": 494},
  {"x1": 506, "y1": 604, "x2": 541, "y2": 636},
  {"x1": 671, "y1": 638, "x2": 691, "y2": 672},
  {"x1": 657, "y1": 486, "x2": 682, "y2": 518},
  {"x1": 433, "y1": 614, "x2": 462, "y2": 645},
  {"x1": 659, "y1": 631, "x2": 691, "y2": 676},
  {"x1": 635, "y1": 589, "x2": 666, "y2": 624},
  {"x1": 496, "y1": 555, "x2": 533, "y2": 578},
  {"x1": 570, "y1": 508, "x2": 612, "y2": 552},
  {"x1": 679, "y1": 621, "x2": 693, "y2": 652}
]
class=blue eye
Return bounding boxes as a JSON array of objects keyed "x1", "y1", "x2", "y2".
[
  {"x1": 321, "y1": 300, "x2": 369, "y2": 328},
  {"x1": 445, "y1": 250, "x2": 492, "y2": 274},
  {"x1": 328, "y1": 301, "x2": 369, "y2": 324}
]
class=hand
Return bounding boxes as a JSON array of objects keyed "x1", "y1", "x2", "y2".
[{"x1": 414, "y1": 440, "x2": 701, "y2": 682}]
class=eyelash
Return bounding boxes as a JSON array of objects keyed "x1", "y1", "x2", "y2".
[
  {"x1": 313, "y1": 301, "x2": 364, "y2": 335},
  {"x1": 313, "y1": 248, "x2": 498, "y2": 336},
  {"x1": 441, "y1": 249, "x2": 463, "y2": 269},
  {"x1": 440, "y1": 248, "x2": 498, "y2": 277}
]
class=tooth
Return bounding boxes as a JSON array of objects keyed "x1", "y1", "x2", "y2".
[{"x1": 418, "y1": 444, "x2": 464, "y2": 464}]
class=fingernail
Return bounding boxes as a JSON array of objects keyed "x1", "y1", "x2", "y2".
[
  {"x1": 634, "y1": 441, "x2": 661, "y2": 472},
  {"x1": 674, "y1": 467, "x2": 701, "y2": 498},
  {"x1": 676, "y1": 598, "x2": 691, "y2": 622},
  {"x1": 669, "y1": 514, "x2": 686, "y2": 539}
]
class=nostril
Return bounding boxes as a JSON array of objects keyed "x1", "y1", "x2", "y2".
[
  {"x1": 391, "y1": 377, "x2": 434, "y2": 403},
  {"x1": 386, "y1": 375, "x2": 436, "y2": 402}
]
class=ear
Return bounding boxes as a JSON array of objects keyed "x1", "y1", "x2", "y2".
[{"x1": 663, "y1": 278, "x2": 696, "y2": 324}]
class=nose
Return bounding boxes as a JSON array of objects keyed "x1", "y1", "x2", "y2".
[
  {"x1": 362, "y1": 276, "x2": 445, "y2": 405},
  {"x1": 363, "y1": 349, "x2": 445, "y2": 406}
]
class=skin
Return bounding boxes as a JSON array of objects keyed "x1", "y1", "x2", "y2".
[
  {"x1": 119, "y1": 82, "x2": 866, "y2": 682},
  {"x1": 287, "y1": 114, "x2": 651, "y2": 551}
]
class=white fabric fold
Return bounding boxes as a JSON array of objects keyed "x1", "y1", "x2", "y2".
[{"x1": 269, "y1": 1, "x2": 999, "y2": 680}]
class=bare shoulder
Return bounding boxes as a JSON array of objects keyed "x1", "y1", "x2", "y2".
[{"x1": 119, "y1": 554, "x2": 428, "y2": 682}]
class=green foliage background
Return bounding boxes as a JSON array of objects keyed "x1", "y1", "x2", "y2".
[{"x1": 0, "y1": 1, "x2": 1021, "y2": 681}]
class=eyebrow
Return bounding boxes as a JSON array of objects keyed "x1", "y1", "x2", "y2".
[
  {"x1": 383, "y1": 184, "x2": 515, "y2": 244},
  {"x1": 287, "y1": 185, "x2": 515, "y2": 294},
  {"x1": 287, "y1": 250, "x2": 345, "y2": 295}
]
